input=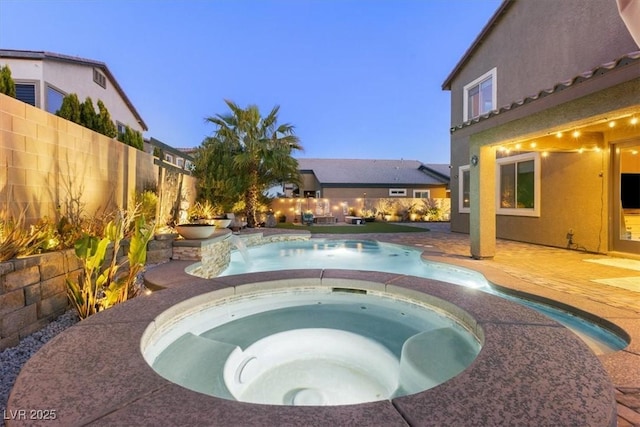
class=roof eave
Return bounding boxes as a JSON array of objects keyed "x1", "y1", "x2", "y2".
[
  {"x1": 441, "y1": 0, "x2": 514, "y2": 91},
  {"x1": 0, "y1": 49, "x2": 148, "y2": 131}
]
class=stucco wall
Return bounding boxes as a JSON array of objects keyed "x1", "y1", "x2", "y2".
[
  {"x1": 320, "y1": 185, "x2": 448, "y2": 199},
  {"x1": 0, "y1": 93, "x2": 196, "y2": 224},
  {"x1": 1, "y1": 58, "x2": 144, "y2": 133},
  {"x1": 448, "y1": 0, "x2": 637, "y2": 126}
]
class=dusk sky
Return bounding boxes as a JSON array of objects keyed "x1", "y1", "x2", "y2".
[{"x1": 0, "y1": 0, "x2": 502, "y2": 164}]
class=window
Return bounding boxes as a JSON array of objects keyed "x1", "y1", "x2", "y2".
[
  {"x1": 176, "y1": 158, "x2": 184, "y2": 168},
  {"x1": 93, "y1": 68, "x2": 107, "y2": 89},
  {"x1": 389, "y1": 188, "x2": 406, "y2": 196},
  {"x1": 413, "y1": 190, "x2": 431, "y2": 199},
  {"x1": 458, "y1": 165, "x2": 470, "y2": 213},
  {"x1": 164, "y1": 153, "x2": 174, "y2": 164},
  {"x1": 463, "y1": 68, "x2": 496, "y2": 121},
  {"x1": 46, "y1": 85, "x2": 65, "y2": 114},
  {"x1": 496, "y1": 152, "x2": 540, "y2": 216},
  {"x1": 117, "y1": 122, "x2": 126, "y2": 136},
  {"x1": 15, "y1": 83, "x2": 36, "y2": 106}
]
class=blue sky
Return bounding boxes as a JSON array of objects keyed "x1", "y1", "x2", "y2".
[{"x1": 0, "y1": 0, "x2": 501, "y2": 163}]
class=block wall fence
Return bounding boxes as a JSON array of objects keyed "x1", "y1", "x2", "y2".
[
  {"x1": 0, "y1": 93, "x2": 196, "y2": 223},
  {"x1": 0, "y1": 93, "x2": 196, "y2": 349}
]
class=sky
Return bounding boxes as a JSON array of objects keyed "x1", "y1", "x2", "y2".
[{"x1": 0, "y1": 0, "x2": 502, "y2": 164}]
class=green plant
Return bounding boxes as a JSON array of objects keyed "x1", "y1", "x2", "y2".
[
  {"x1": 187, "y1": 200, "x2": 223, "y2": 221},
  {"x1": 66, "y1": 207, "x2": 154, "y2": 319},
  {"x1": 57, "y1": 93, "x2": 82, "y2": 124},
  {"x1": 0, "y1": 208, "x2": 49, "y2": 261},
  {"x1": 198, "y1": 99, "x2": 303, "y2": 228},
  {"x1": 421, "y1": 199, "x2": 442, "y2": 221},
  {"x1": 133, "y1": 190, "x2": 158, "y2": 225},
  {"x1": 96, "y1": 100, "x2": 117, "y2": 138},
  {"x1": 118, "y1": 125, "x2": 144, "y2": 150},
  {"x1": 0, "y1": 65, "x2": 16, "y2": 97}
]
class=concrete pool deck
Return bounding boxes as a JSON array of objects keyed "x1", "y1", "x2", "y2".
[{"x1": 7, "y1": 224, "x2": 640, "y2": 426}]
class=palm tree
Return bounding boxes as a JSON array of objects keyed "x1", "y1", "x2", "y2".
[{"x1": 200, "y1": 100, "x2": 303, "y2": 227}]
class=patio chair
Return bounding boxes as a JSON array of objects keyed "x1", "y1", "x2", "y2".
[{"x1": 302, "y1": 212, "x2": 314, "y2": 226}]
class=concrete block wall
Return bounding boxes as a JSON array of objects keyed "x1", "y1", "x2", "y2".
[
  {"x1": 0, "y1": 92, "x2": 196, "y2": 349},
  {"x1": 0, "y1": 93, "x2": 196, "y2": 224},
  {"x1": 0, "y1": 249, "x2": 80, "y2": 350}
]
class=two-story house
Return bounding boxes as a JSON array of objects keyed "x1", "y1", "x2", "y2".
[
  {"x1": 443, "y1": 0, "x2": 640, "y2": 259},
  {"x1": 0, "y1": 49, "x2": 147, "y2": 135}
]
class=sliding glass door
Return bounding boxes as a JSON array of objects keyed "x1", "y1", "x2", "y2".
[{"x1": 612, "y1": 139, "x2": 640, "y2": 254}]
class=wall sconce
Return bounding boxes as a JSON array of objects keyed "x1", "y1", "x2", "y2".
[{"x1": 471, "y1": 155, "x2": 479, "y2": 166}]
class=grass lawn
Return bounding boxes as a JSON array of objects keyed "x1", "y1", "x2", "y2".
[{"x1": 275, "y1": 221, "x2": 430, "y2": 234}]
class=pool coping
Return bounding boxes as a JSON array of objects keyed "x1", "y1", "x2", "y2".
[{"x1": 7, "y1": 267, "x2": 616, "y2": 426}]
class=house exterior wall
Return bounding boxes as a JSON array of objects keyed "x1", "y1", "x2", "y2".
[
  {"x1": 448, "y1": 0, "x2": 638, "y2": 126},
  {"x1": 1, "y1": 57, "x2": 144, "y2": 133},
  {"x1": 447, "y1": 0, "x2": 640, "y2": 254},
  {"x1": 320, "y1": 185, "x2": 448, "y2": 199}
]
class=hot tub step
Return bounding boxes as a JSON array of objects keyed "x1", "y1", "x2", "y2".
[{"x1": 152, "y1": 333, "x2": 239, "y2": 399}]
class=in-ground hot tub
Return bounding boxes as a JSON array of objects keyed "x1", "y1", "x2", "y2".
[
  {"x1": 8, "y1": 270, "x2": 617, "y2": 426},
  {"x1": 142, "y1": 285, "x2": 482, "y2": 406}
]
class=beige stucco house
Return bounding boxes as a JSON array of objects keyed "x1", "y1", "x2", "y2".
[
  {"x1": 443, "y1": 0, "x2": 640, "y2": 259},
  {"x1": 0, "y1": 49, "x2": 147, "y2": 135}
]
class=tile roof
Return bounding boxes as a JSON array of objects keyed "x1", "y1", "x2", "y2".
[
  {"x1": 297, "y1": 158, "x2": 449, "y2": 186},
  {"x1": 450, "y1": 51, "x2": 640, "y2": 132},
  {"x1": 0, "y1": 49, "x2": 148, "y2": 131}
]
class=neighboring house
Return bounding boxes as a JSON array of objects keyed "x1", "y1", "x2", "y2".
[
  {"x1": 0, "y1": 49, "x2": 147, "y2": 135},
  {"x1": 147, "y1": 137, "x2": 194, "y2": 172},
  {"x1": 442, "y1": 0, "x2": 640, "y2": 258},
  {"x1": 295, "y1": 158, "x2": 450, "y2": 200}
]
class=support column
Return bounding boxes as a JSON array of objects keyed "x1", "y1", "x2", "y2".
[{"x1": 470, "y1": 144, "x2": 496, "y2": 259}]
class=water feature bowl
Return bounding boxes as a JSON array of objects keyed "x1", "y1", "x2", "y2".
[
  {"x1": 213, "y1": 219, "x2": 232, "y2": 229},
  {"x1": 142, "y1": 285, "x2": 482, "y2": 406},
  {"x1": 176, "y1": 223, "x2": 216, "y2": 239}
]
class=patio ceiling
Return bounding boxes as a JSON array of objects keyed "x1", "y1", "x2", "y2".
[{"x1": 490, "y1": 109, "x2": 640, "y2": 154}]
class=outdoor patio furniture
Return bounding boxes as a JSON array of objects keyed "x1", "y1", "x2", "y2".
[
  {"x1": 344, "y1": 215, "x2": 364, "y2": 225},
  {"x1": 302, "y1": 212, "x2": 314, "y2": 226}
]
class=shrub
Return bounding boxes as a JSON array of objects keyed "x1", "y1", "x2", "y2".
[
  {"x1": 0, "y1": 208, "x2": 49, "y2": 261},
  {"x1": 66, "y1": 207, "x2": 155, "y2": 319},
  {"x1": 0, "y1": 65, "x2": 16, "y2": 97}
]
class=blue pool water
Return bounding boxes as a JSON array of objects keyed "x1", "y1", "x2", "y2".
[{"x1": 221, "y1": 239, "x2": 627, "y2": 354}]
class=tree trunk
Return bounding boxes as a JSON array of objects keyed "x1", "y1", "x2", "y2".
[{"x1": 245, "y1": 169, "x2": 260, "y2": 227}]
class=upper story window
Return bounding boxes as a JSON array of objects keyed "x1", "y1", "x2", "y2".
[
  {"x1": 463, "y1": 68, "x2": 496, "y2": 122},
  {"x1": 116, "y1": 122, "x2": 126, "y2": 136},
  {"x1": 46, "y1": 85, "x2": 65, "y2": 114},
  {"x1": 497, "y1": 152, "x2": 540, "y2": 217},
  {"x1": 15, "y1": 83, "x2": 37, "y2": 106},
  {"x1": 458, "y1": 165, "x2": 471, "y2": 213},
  {"x1": 164, "y1": 153, "x2": 174, "y2": 164},
  {"x1": 93, "y1": 68, "x2": 107, "y2": 89}
]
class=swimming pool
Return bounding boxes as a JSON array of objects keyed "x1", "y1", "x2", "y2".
[{"x1": 220, "y1": 238, "x2": 627, "y2": 354}]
